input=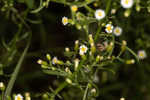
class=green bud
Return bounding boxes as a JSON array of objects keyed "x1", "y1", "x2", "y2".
[
  {"x1": 46, "y1": 54, "x2": 51, "y2": 60},
  {"x1": 66, "y1": 78, "x2": 72, "y2": 84}
]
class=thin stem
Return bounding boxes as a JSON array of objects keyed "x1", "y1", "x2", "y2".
[
  {"x1": 3, "y1": 33, "x2": 31, "y2": 100},
  {"x1": 82, "y1": 84, "x2": 89, "y2": 100},
  {"x1": 54, "y1": 82, "x2": 68, "y2": 95}
]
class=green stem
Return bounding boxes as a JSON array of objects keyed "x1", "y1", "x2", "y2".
[
  {"x1": 54, "y1": 82, "x2": 68, "y2": 95},
  {"x1": 82, "y1": 84, "x2": 89, "y2": 100},
  {"x1": 3, "y1": 34, "x2": 31, "y2": 100}
]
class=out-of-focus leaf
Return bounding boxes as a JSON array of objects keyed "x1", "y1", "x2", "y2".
[
  {"x1": 25, "y1": 0, "x2": 34, "y2": 9},
  {"x1": 64, "y1": 52, "x2": 75, "y2": 58}
]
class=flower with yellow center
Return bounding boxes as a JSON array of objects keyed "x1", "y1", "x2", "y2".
[
  {"x1": 52, "y1": 57, "x2": 58, "y2": 65},
  {"x1": 105, "y1": 24, "x2": 114, "y2": 33},
  {"x1": 62, "y1": 16, "x2": 68, "y2": 25},
  {"x1": 71, "y1": 5, "x2": 78, "y2": 12},
  {"x1": 79, "y1": 45, "x2": 88, "y2": 55},
  {"x1": 121, "y1": 0, "x2": 134, "y2": 8},
  {"x1": 15, "y1": 94, "x2": 23, "y2": 100},
  {"x1": 113, "y1": 26, "x2": 122, "y2": 36},
  {"x1": 138, "y1": 50, "x2": 147, "y2": 60},
  {"x1": 95, "y1": 9, "x2": 105, "y2": 20}
]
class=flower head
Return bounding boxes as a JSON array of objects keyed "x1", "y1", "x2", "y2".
[
  {"x1": 121, "y1": 0, "x2": 134, "y2": 9},
  {"x1": 113, "y1": 26, "x2": 122, "y2": 36},
  {"x1": 79, "y1": 45, "x2": 88, "y2": 55},
  {"x1": 62, "y1": 16, "x2": 68, "y2": 25},
  {"x1": 71, "y1": 5, "x2": 78, "y2": 12},
  {"x1": 52, "y1": 57, "x2": 58, "y2": 65},
  {"x1": 15, "y1": 94, "x2": 23, "y2": 100},
  {"x1": 138, "y1": 50, "x2": 147, "y2": 60},
  {"x1": 105, "y1": 24, "x2": 114, "y2": 33},
  {"x1": 95, "y1": 9, "x2": 105, "y2": 20}
]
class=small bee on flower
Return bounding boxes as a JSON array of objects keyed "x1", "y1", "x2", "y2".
[
  {"x1": 105, "y1": 24, "x2": 114, "y2": 33},
  {"x1": 79, "y1": 45, "x2": 88, "y2": 55},
  {"x1": 95, "y1": 9, "x2": 105, "y2": 20},
  {"x1": 121, "y1": 0, "x2": 134, "y2": 9},
  {"x1": 71, "y1": 5, "x2": 78, "y2": 12},
  {"x1": 138, "y1": 50, "x2": 147, "y2": 60},
  {"x1": 113, "y1": 26, "x2": 122, "y2": 36},
  {"x1": 62, "y1": 16, "x2": 68, "y2": 25},
  {"x1": 52, "y1": 57, "x2": 58, "y2": 65},
  {"x1": 15, "y1": 94, "x2": 23, "y2": 100}
]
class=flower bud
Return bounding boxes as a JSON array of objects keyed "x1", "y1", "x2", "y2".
[
  {"x1": 71, "y1": 5, "x2": 78, "y2": 12},
  {"x1": 124, "y1": 9, "x2": 131, "y2": 17},
  {"x1": 65, "y1": 47, "x2": 70, "y2": 52},
  {"x1": 96, "y1": 55, "x2": 100, "y2": 62},
  {"x1": 136, "y1": 5, "x2": 141, "y2": 12},
  {"x1": 66, "y1": 78, "x2": 72, "y2": 84},
  {"x1": 0, "y1": 82, "x2": 5, "y2": 91},
  {"x1": 46, "y1": 54, "x2": 51, "y2": 60},
  {"x1": 65, "y1": 67, "x2": 72, "y2": 74},
  {"x1": 74, "y1": 59, "x2": 79, "y2": 71},
  {"x1": 37, "y1": 59, "x2": 43, "y2": 64},
  {"x1": 74, "y1": 40, "x2": 79, "y2": 51},
  {"x1": 126, "y1": 59, "x2": 135, "y2": 64}
]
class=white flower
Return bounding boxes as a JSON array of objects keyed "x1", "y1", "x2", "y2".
[
  {"x1": 15, "y1": 94, "x2": 23, "y2": 100},
  {"x1": 138, "y1": 50, "x2": 147, "y2": 59},
  {"x1": 95, "y1": 9, "x2": 105, "y2": 20},
  {"x1": 79, "y1": 45, "x2": 88, "y2": 55},
  {"x1": 52, "y1": 57, "x2": 58, "y2": 65},
  {"x1": 62, "y1": 16, "x2": 68, "y2": 25},
  {"x1": 121, "y1": 0, "x2": 134, "y2": 9},
  {"x1": 105, "y1": 24, "x2": 114, "y2": 33},
  {"x1": 113, "y1": 26, "x2": 122, "y2": 36}
]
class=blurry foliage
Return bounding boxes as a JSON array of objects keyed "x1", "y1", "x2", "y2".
[{"x1": 0, "y1": 0, "x2": 150, "y2": 100}]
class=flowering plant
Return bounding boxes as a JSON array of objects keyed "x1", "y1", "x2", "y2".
[{"x1": 0, "y1": 0, "x2": 150, "y2": 100}]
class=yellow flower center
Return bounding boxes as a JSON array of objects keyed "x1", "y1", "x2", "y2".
[
  {"x1": 125, "y1": 0, "x2": 129, "y2": 4},
  {"x1": 53, "y1": 59, "x2": 57, "y2": 63},
  {"x1": 107, "y1": 25, "x2": 112, "y2": 31},
  {"x1": 63, "y1": 18, "x2": 68, "y2": 23},
  {"x1": 139, "y1": 53, "x2": 144, "y2": 57},
  {"x1": 115, "y1": 28, "x2": 120, "y2": 34},
  {"x1": 17, "y1": 96, "x2": 22, "y2": 100},
  {"x1": 81, "y1": 47, "x2": 86, "y2": 52},
  {"x1": 98, "y1": 11, "x2": 102, "y2": 17},
  {"x1": 71, "y1": 5, "x2": 78, "y2": 12}
]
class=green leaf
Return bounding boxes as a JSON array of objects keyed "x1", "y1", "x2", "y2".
[{"x1": 43, "y1": 70, "x2": 68, "y2": 76}]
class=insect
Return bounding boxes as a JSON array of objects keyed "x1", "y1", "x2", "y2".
[{"x1": 96, "y1": 41, "x2": 108, "y2": 52}]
